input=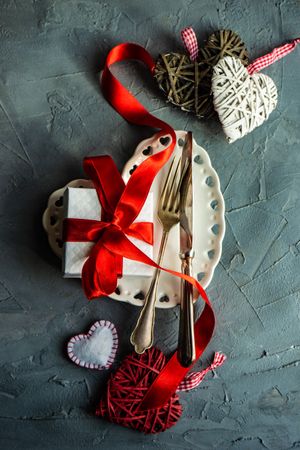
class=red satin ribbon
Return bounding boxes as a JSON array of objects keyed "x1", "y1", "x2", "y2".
[
  {"x1": 64, "y1": 42, "x2": 215, "y2": 411},
  {"x1": 63, "y1": 155, "x2": 154, "y2": 297}
]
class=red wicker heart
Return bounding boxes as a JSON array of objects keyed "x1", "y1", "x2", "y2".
[{"x1": 96, "y1": 347, "x2": 182, "y2": 434}]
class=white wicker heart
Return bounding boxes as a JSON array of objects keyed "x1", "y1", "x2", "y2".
[
  {"x1": 212, "y1": 56, "x2": 278, "y2": 143},
  {"x1": 43, "y1": 131, "x2": 225, "y2": 308}
]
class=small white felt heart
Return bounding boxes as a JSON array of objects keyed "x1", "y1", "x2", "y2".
[
  {"x1": 212, "y1": 56, "x2": 278, "y2": 143},
  {"x1": 67, "y1": 320, "x2": 118, "y2": 369}
]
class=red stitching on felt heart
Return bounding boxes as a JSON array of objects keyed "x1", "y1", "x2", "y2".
[{"x1": 67, "y1": 320, "x2": 118, "y2": 370}]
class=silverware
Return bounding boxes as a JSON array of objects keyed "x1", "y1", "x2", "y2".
[
  {"x1": 177, "y1": 131, "x2": 196, "y2": 368},
  {"x1": 130, "y1": 155, "x2": 187, "y2": 354}
]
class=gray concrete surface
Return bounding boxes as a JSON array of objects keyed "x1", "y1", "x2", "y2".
[{"x1": 0, "y1": 1, "x2": 299, "y2": 449}]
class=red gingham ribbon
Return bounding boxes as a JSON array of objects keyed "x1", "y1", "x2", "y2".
[
  {"x1": 177, "y1": 352, "x2": 226, "y2": 392},
  {"x1": 247, "y1": 37, "x2": 300, "y2": 75},
  {"x1": 181, "y1": 27, "x2": 199, "y2": 60}
]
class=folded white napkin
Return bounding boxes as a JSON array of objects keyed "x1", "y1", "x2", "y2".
[{"x1": 63, "y1": 187, "x2": 154, "y2": 277}]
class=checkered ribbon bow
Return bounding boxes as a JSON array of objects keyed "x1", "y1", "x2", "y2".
[
  {"x1": 181, "y1": 27, "x2": 199, "y2": 60},
  {"x1": 177, "y1": 352, "x2": 226, "y2": 392},
  {"x1": 181, "y1": 27, "x2": 300, "y2": 71}
]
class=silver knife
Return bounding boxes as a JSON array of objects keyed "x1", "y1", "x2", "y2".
[{"x1": 177, "y1": 131, "x2": 196, "y2": 368}]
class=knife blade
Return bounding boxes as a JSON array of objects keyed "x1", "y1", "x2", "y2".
[{"x1": 177, "y1": 131, "x2": 196, "y2": 368}]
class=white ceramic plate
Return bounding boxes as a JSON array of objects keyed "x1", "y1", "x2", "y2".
[{"x1": 43, "y1": 131, "x2": 225, "y2": 308}]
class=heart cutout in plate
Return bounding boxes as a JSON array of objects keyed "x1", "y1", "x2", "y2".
[
  {"x1": 96, "y1": 347, "x2": 182, "y2": 434},
  {"x1": 212, "y1": 56, "x2": 278, "y2": 143},
  {"x1": 154, "y1": 29, "x2": 249, "y2": 118},
  {"x1": 67, "y1": 320, "x2": 118, "y2": 369}
]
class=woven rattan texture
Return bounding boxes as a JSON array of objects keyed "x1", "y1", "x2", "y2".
[
  {"x1": 155, "y1": 29, "x2": 249, "y2": 118},
  {"x1": 212, "y1": 56, "x2": 278, "y2": 143}
]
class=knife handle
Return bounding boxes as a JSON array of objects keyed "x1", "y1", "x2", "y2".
[{"x1": 178, "y1": 252, "x2": 196, "y2": 368}]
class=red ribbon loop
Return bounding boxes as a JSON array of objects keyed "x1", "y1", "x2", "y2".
[
  {"x1": 64, "y1": 43, "x2": 216, "y2": 411},
  {"x1": 64, "y1": 155, "x2": 154, "y2": 297}
]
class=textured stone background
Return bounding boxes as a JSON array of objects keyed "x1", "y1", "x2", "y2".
[{"x1": 0, "y1": 1, "x2": 300, "y2": 449}]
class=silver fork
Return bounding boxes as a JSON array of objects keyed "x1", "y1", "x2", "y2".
[{"x1": 130, "y1": 156, "x2": 186, "y2": 354}]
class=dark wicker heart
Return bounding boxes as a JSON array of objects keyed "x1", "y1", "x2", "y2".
[{"x1": 154, "y1": 29, "x2": 249, "y2": 119}]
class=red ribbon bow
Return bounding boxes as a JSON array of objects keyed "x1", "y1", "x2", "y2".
[
  {"x1": 63, "y1": 42, "x2": 215, "y2": 411},
  {"x1": 63, "y1": 156, "x2": 154, "y2": 299}
]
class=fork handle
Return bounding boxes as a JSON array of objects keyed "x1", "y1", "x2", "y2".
[
  {"x1": 130, "y1": 230, "x2": 168, "y2": 354},
  {"x1": 130, "y1": 268, "x2": 160, "y2": 354},
  {"x1": 177, "y1": 253, "x2": 196, "y2": 367}
]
